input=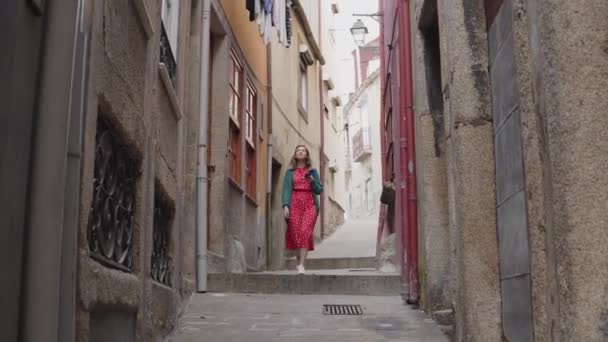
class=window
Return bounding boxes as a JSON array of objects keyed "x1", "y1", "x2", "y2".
[
  {"x1": 161, "y1": 0, "x2": 179, "y2": 59},
  {"x1": 228, "y1": 52, "x2": 243, "y2": 185},
  {"x1": 229, "y1": 53, "x2": 242, "y2": 125},
  {"x1": 228, "y1": 123, "x2": 241, "y2": 184},
  {"x1": 245, "y1": 83, "x2": 256, "y2": 145},
  {"x1": 245, "y1": 146, "x2": 256, "y2": 199},
  {"x1": 245, "y1": 83, "x2": 257, "y2": 199},
  {"x1": 298, "y1": 60, "x2": 308, "y2": 114}
]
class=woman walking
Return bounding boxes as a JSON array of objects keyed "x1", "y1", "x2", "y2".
[{"x1": 282, "y1": 145, "x2": 323, "y2": 274}]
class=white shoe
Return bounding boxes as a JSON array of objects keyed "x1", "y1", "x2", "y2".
[{"x1": 296, "y1": 265, "x2": 305, "y2": 274}]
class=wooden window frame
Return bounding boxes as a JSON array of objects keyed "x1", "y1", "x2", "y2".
[
  {"x1": 229, "y1": 52, "x2": 243, "y2": 127},
  {"x1": 244, "y1": 82, "x2": 257, "y2": 199},
  {"x1": 228, "y1": 51, "x2": 243, "y2": 185},
  {"x1": 245, "y1": 82, "x2": 256, "y2": 147}
]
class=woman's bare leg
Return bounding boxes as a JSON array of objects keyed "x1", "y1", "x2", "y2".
[{"x1": 299, "y1": 249, "x2": 308, "y2": 267}]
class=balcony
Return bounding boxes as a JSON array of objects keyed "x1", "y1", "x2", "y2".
[
  {"x1": 160, "y1": 22, "x2": 177, "y2": 86},
  {"x1": 352, "y1": 127, "x2": 372, "y2": 162}
]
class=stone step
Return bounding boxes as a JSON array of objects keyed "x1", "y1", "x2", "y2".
[
  {"x1": 285, "y1": 256, "x2": 377, "y2": 270},
  {"x1": 208, "y1": 269, "x2": 400, "y2": 296},
  {"x1": 432, "y1": 309, "x2": 455, "y2": 326}
]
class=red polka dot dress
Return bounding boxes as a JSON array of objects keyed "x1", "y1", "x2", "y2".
[{"x1": 285, "y1": 168, "x2": 318, "y2": 251}]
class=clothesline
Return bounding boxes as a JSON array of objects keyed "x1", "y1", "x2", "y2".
[{"x1": 246, "y1": 0, "x2": 294, "y2": 47}]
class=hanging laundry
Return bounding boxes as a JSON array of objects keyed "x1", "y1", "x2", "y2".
[
  {"x1": 272, "y1": 0, "x2": 281, "y2": 27},
  {"x1": 275, "y1": 0, "x2": 289, "y2": 46},
  {"x1": 263, "y1": 0, "x2": 273, "y2": 44},
  {"x1": 254, "y1": 0, "x2": 261, "y2": 21},
  {"x1": 246, "y1": 0, "x2": 256, "y2": 21},
  {"x1": 286, "y1": 0, "x2": 293, "y2": 47},
  {"x1": 257, "y1": 0, "x2": 265, "y2": 31}
]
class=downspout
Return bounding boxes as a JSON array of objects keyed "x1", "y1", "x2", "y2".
[
  {"x1": 377, "y1": 0, "x2": 387, "y2": 262},
  {"x1": 318, "y1": 2, "x2": 326, "y2": 239},
  {"x1": 404, "y1": 0, "x2": 419, "y2": 304},
  {"x1": 397, "y1": 0, "x2": 411, "y2": 303},
  {"x1": 196, "y1": 0, "x2": 211, "y2": 292},
  {"x1": 398, "y1": 0, "x2": 418, "y2": 303},
  {"x1": 378, "y1": 0, "x2": 387, "y2": 183},
  {"x1": 266, "y1": 43, "x2": 273, "y2": 268}
]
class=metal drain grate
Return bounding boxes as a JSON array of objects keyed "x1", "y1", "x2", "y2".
[{"x1": 323, "y1": 304, "x2": 363, "y2": 315}]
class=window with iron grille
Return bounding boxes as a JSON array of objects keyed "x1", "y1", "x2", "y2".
[
  {"x1": 160, "y1": 0, "x2": 179, "y2": 85},
  {"x1": 88, "y1": 116, "x2": 141, "y2": 272},
  {"x1": 151, "y1": 182, "x2": 175, "y2": 287}
]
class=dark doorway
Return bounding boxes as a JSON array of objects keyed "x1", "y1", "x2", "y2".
[
  {"x1": 268, "y1": 158, "x2": 283, "y2": 269},
  {"x1": 419, "y1": 0, "x2": 444, "y2": 158}
]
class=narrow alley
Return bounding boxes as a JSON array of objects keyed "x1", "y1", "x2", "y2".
[
  {"x1": 170, "y1": 293, "x2": 446, "y2": 342},
  {"x1": 170, "y1": 220, "x2": 448, "y2": 342},
  {"x1": 3, "y1": 0, "x2": 608, "y2": 341}
]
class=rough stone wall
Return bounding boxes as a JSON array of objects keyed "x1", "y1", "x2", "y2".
[
  {"x1": 77, "y1": 0, "x2": 194, "y2": 340},
  {"x1": 415, "y1": 0, "x2": 608, "y2": 340},
  {"x1": 412, "y1": 0, "x2": 452, "y2": 315},
  {"x1": 518, "y1": 1, "x2": 608, "y2": 340},
  {"x1": 507, "y1": 1, "x2": 550, "y2": 339},
  {"x1": 436, "y1": 0, "x2": 502, "y2": 340}
]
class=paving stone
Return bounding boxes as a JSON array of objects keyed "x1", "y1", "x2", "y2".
[{"x1": 169, "y1": 293, "x2": 449, "y2": 342}]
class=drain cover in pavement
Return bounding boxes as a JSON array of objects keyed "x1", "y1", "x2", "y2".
[{"x1": 323, "y1": 304, "x2": 363, "y2": 315}]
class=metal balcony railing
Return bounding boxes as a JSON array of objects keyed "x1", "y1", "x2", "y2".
[
  {"x1": 160, "y1": 22, "x2": 177, "y2": 86},
  {"x1": 352, "y1": 127, "x2": 372, "y2": 162}
]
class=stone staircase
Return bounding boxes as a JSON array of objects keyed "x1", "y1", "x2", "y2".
[
  {"x1": 208, "y1": 256, "x2": 399, "y2": 296},
  {"x1": 284, "y1": 256, "x2": 377, "y2": 270},
  {"x1": 208, "y1": 219, "x2": 400, "y2": 296},
  {"x1": 207, "y1": 268, "x2": 400, "y2": 296}
]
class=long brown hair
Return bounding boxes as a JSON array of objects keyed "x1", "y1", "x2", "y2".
[{"x1": 290, "y1": 144, "x2": 313, "y2": 169}]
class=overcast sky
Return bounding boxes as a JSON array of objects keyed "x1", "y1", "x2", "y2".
[{"x1": 332, "y1": 0, "x2": 380, "y2": 96}]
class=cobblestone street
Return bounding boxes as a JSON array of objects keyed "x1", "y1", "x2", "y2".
[{"x1": 170, "y1": 293, "x2": 448, "y2": 342}]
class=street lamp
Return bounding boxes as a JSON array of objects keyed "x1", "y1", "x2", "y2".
[{"x1": 350, "y1": 19, "x2": 368, "y2": 46}]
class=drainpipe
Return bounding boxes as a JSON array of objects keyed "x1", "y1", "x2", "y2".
[
  {"x1": 398, "y1": 0, "x2": 418, "y2": 303},
  {"x1": 266, "y1": 43, "x2": 273, "y2": 269},
  {"x1": 318, "y1": 2, "x2": 326, "y2": 239},
  {"x1": 378, "y1": 0, "x2": 387, "y2": 183},
  {"x1": 196, "y1": 0, "x2": 211, "y2": 292},
  {"x1": 377, "y1": 0, "x2": 387, "y2": 264}
]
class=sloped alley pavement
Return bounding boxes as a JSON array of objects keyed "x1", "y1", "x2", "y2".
[{"x1": 169, "y1": 220, "x2": 448, "y2": 341}]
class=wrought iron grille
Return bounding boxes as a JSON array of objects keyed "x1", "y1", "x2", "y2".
[
  {"x1": 151, "y1": 185, "x2": 174, "y2": 286},
  {"x1": 88, "y1": 117, "x2": 140, "y2": 271},
  {"x1": 160, "y1": 22, "x2": 177, "y2": 86}
]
